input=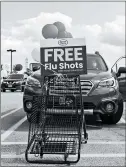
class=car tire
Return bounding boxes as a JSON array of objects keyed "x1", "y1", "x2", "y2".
[
  {"x1": 27, "y1": 112, "x2": 39, "y2": 123},
  {"x1": 101, "y1": 100, "x2": 123, "y2": 124},
  {"x1": 21, "y1": 87, "x2": 24, "y2": 92},
  {"x1": 27, "y1": 114, "x2": 31, "y2": 122},
  {"x1": 3, "y1": 89, "x2": 6, "y2": 92},
  {"x1": 11, "y1": 90, "x2": 15, "y2": 92}
]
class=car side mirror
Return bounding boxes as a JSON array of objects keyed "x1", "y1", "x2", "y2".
[
  {"x1": 33, "y1": 66, "x2": 40, "y2": 72},
  {"x1": 116, "y1": 67, "x2": 126, "y2": 77}
]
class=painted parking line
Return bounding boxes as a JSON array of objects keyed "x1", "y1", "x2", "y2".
[
  {"x1": 1, "y1": 107, "x2": 22, "y2": 119},
  {"x1": 80, "y1": 153, "x2": 125, "y2": 158},
  {"x1": 120, "y1": 118, "x2": 126, "y2": 123},
  {"x1": 1, "y1": 116, "x2": 27, "y2": 142},
  {"x1": 1, "y1": 141, "x2": 125, "y2": 145},
  {"x1": 1, "y1": 108, "x2": 16, "y2": 116},
  {"x1": 1, "y1": 153, "x2": 125, "y2": 159}
]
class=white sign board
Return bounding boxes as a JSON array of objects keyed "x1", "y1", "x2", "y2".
[{"x1": 40, "y1": 38, "x2": 87, "y2": 76}]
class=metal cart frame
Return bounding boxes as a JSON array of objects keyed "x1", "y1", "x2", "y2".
[{"x1": 25, "y1": 74, "x2": 88, "y2": 164}]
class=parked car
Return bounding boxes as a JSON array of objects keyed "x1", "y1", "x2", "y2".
[
  {"x1": 21, "y1": 67, "x2": 40, "y2": 92},
  {"x1": 23, "y1": 53, "x2": 126, "y2": 124},
  {"x1": 118, "y1": 73, "x2": 126, "y2": 101},
  {"x1": 111, "y1": 56, "x2": 126, "y2": 101},
  {"x1": 1, "y1": 73, "x2": 24, "y2": 92},
  {"x1": 29, "y1": 63, "x2": 40, "y2": 71},
  {"x1": 1, "y1": 68, "x2": 8, "y2": 85}
]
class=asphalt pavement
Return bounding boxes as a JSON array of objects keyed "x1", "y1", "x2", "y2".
[
  {"x1": 1, "y1": 91, "x2": 126, "y2": 166},
  {"x1": 1, "y1": 91, "x2": 23, "y2": 113}
]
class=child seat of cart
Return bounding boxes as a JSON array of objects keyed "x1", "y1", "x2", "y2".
[{"x1": 43, "y1": 74, "x2": 82, "y2": 115}]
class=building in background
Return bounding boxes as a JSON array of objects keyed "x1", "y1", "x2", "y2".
[
  {"x1": 3, "y1": 64, "x2": 10, "y2": 75},
  {"x1": 1, "y1": 65, "x2": 8, "y2": 81},
  {"x1": 25, "y1": 58, "x2": 28, "y2": 71}
]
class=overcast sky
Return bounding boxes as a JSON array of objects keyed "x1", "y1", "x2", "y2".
[{"x1": 1, "y1": 2, "x2": 125, "y2": 71}]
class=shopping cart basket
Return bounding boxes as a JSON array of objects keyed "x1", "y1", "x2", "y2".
[{"x1": 25, "y1": 74, "x2": 88, "y2": 164}]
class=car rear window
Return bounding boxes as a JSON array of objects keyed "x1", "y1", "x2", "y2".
[
  {"x1": 7, "y1": 74, "x2": 24, "y2": 79},
  {"x1": 87, "y1": 55, "x2": 108, "y2": 71}
]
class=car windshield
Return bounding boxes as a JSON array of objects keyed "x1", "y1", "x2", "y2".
[
  {"x1": 87, "y1": 55, "x2": 108, "y2": 71},
  {"x1": 29, "y1": 63, "x2": 40, "y2": 71},
  {"x1": 7, "y1": 74, "x2": 24, "y2": 79}
]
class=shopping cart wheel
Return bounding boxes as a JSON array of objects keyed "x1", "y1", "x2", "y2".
[
  {"x1": 81, "y1": 133, "x2": 88, "y2": 144},
  {"x1": 35, "y1": 143, "x2": 40, "y2": 157},
  {"x1": 25, "y1": 148, "x2": 29, "y2": 162},
  {"x1": 64, "y1": 152, "x2": 69, "y2": 162}
]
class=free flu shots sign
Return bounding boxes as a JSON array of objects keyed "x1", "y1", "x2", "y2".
[{"x1": 40, "y1": 38, "x2": 87, "y2": 76}]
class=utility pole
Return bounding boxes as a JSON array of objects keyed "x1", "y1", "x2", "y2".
[{"x1": 7, "y1": 49, "x2": 16, "y2": 73}]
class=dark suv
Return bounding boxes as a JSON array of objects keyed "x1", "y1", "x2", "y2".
[
  {"x1": 1, "y1": 73, "x2": 24, "y2": 92},
  {"x1": 23, "y1": 53, "x2": 126, "y2": 124}
]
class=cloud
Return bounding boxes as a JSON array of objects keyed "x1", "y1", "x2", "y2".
[
  {"x1": 69, "y1": 15, "x2": 124, "y2": 47},
  {"x1": 1, "y1": 12, "x2": 72, "y2": 70},
  {"x1": 2, "y1": 12, "x2": 72, "y2": 42},
  {"x1": 18, "y1": 12, "x2": 72, "y2": 27},
  {"x1": 67, "y1": 24, "x2": 102, "y2": 38},
  {"x1": 67, "y1": 15, "x2": 125, "y2": 66},
  {"x1": 1, "y1": 12, "x2": 125, "y2": 71},
  {"x1": 99, "y1": 15, "x2": 125, "y2": 46},
  {"x1": 98, "y1": 44, "x2": 125, "y2": 68}
]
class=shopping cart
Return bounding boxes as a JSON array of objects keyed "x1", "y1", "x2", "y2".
[{"x1": 25, "y1": 74, "x2": 88, "y2": 164}]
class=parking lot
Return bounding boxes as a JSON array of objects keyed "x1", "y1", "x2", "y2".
[{"x1": 1, "y1": 91, "x2": 125, "y2": 166}]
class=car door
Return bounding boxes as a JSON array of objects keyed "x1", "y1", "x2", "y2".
[
  {"x1": 112, "y1": 56, "x2": 126, "y2": 101},
  {"x1": 118, "y1": 72, "x2": 126, "y2": 101}
]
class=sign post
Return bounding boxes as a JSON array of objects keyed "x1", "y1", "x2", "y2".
[{"x1": 40, "y1": 38, "x2": 87, "y2": 76}]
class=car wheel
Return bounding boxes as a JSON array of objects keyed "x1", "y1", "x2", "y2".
[
  {"x1": 11, "y1": 90, "x2": 15, "y2": 92},
  {"x1": 21, "y1": 87, "x2": 24, "y2": 92},
  {"x1": 3, "y1": 89, "x2": 6, "y2": 92},
  {"x1": 101, "y1": 100, "x2": 123, "y2": 124},
  {"x1": 27, "y1": 114, "x2": 31, "y2": 122},
  {"x1": 27, "y1": 112, "x2": 39, "y2": 123}
]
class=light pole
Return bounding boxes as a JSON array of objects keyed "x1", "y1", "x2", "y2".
[{"x1": 7, "y1": 49, "x2": 16, "y2": 73}]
